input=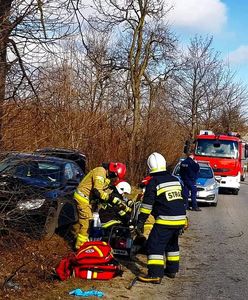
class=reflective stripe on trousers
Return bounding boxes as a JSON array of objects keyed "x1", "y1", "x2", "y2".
[
  {"x1": 74, "y1": 196, "x2": 93, "y2": 249},
  {"x1": 147, "y1": 223, "x2": 181, "y2": 278}
]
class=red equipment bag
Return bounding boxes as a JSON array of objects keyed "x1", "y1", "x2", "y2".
[
  {"x1": 56, "y1": 253, "x2": 75, "y2": 281},
  {"x1": 73, "y1": 241, "x2": 122, "y2": 280},
  {"x1": 56, "y1": 241, "x2": 122, "y2": 281}
]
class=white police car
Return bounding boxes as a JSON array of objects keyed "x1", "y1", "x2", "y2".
[{"x1": 173, "y1": 161, "x2": 219, "y2": 207}]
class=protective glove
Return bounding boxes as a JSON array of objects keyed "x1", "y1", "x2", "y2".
[
  {"x1": 184, "y1": 216, "x2": 189, "y2": 230},
  {"x1": 128, "y1": 224, "x2": 135, "y2": 234},
  {"x1": 118, "y1": 201, "x2": 132, "y2": 213},
  {"x1": 135, "y1": 221, "x2": 144, "y2": 236}
]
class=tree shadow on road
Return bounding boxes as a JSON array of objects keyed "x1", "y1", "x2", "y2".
[{"x1": 119, "y1": 254, "x2": 147, "y2": 276}]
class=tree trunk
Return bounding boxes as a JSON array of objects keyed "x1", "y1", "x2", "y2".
[
  {"x1": 129, "y1": 80, "x2": 141, "y2": 180},
  {"x1": 0, "y1": 0, "x2": 12, "y2": 149}
]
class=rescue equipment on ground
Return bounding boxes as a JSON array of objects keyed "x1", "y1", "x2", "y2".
[
  {"x1": 56, "y1": 241, "x2": 122, "y2": 281},
  {"x1": 89, "y1": 212, "x2": 103, "y2": 241}
]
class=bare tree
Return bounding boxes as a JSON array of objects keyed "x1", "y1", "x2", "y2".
[
  {"x1": 214, "y1": 82, "x2": 248, "y2": 134},
  {"x1": 168, "y1": 35, "x2": 225, "y2": 139},
  {"x1": 0, "y1": 0, "x2": 87, "y2": 148},
  {"x1": 86, "y1": 0, "x2": 178, "y2": 179}
]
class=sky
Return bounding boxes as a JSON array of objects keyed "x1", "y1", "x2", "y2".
[
  {"x1": 83, "y1": 0, "x2": 247, "y2": 84},
  {"x1": 165, "y1": 0, "x2": 248, "y2": 85}
]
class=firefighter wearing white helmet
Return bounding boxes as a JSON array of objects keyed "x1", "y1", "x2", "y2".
[
  {"x1": 136, "y1": 152, "x2": 186, "y2": 284},
  {"x1": 147, "y1": 152, "x2": 166, "y2": 173},
  {"x1": 115, "y1": 180, "x2": 132, "y2": 195},
  {"x1": 99, "y1": 180, "x2": 133, "y2": 230}
]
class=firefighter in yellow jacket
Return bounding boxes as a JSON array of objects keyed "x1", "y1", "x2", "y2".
[{"x1": 73, "y1": 162, "x2": 126, "y2": 249}]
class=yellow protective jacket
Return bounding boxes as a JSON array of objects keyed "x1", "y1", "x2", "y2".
[{"x1": 74, "y1": 166, "x2": 110, "y2": 203}]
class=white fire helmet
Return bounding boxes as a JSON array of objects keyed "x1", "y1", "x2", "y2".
[
  {"x1": 147, "y1": 152, "x2": 166, "y2": 174},
  {"x1": 115, "y1": 180, "x2": 132, "y2": 195}
]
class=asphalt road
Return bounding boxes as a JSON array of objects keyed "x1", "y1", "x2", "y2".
[{"x1": 168, "y1": 182, "x2": 248, "y2": 300}]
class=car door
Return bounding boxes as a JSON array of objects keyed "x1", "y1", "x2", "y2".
[{"x1": 56, "y1": 162, "x2": 83, "y2": 227}]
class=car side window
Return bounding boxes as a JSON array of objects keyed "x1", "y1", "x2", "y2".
[
  {"x1": 174, "y1": 165, "x2": 180, "y2": 176},
  {"x1": 15, "y1": 164, "x2": 29, "y2": 177},
  {"x1": 64, "y1": 163, "x2": 74, "y2": 180},
  {"x1": 65, "y1": 163, "x2": 83, "y2": 180}
]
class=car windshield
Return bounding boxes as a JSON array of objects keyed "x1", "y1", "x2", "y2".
[
  {"x1": 198, "y1": 167, "x2": 213, "y2": 179},
  {"x1": 174, "y1": 164, "x2": 213, "y2": 179},
  {"x1": 0, "y1": 157, "x2": 62, "y2": 182},
  {"x1": 195, "y1": 139, "x2": 238, "y2": 159}
]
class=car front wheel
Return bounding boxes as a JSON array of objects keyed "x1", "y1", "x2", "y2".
[{"x1": 41, "y1": 207, "x2": 57, "y2": 239}]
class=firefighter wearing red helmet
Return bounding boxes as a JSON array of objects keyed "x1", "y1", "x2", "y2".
[
  {"x1": 73, "y1": 162, "x2": 126, "y2": 249},
  {"x1": 109, "y1": 162, "x2": 126, "y2": 180}
]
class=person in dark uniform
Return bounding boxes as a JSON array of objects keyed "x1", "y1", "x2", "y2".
[
  {"x1": 99, "y1": 180, "x2": 133, "y2": 231},
  {"x1": 179, "y1": 150, "x2": 201, "y2": 211},
  {"x1": 135, "y1": 152, "x2": 187, "y2": 284}
]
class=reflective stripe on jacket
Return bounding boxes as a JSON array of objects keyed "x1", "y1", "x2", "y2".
[
  {"x1": 138, "y1": 171, "x2": 186, "y2": 228},
  {"x1": 74, "y1": 166, "x2": 110, "y2": 202}
]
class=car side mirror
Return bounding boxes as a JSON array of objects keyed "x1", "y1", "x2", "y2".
[{"x1": 215, "y1": 176, "x2": 221, "y2": 183}]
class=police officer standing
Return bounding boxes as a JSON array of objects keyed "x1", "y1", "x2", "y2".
[
  {"x1": 179, "y1": 150, "x2": 201, "y2": 211},
  {"x1": 135, "y1": 152, "x2": 187, "y2": 284}
]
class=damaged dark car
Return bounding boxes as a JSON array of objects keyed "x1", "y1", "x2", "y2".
[{"x1": 0, "y1": 152, "x2": 85, "y2": 239}]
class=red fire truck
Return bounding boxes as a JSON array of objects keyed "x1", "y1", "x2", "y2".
[{"x1": 192, "y1": 130, "x2": 248, "y2": 195}]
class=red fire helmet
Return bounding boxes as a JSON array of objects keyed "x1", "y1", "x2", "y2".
[{"x1": 108, "y1": 162, "x2": 126, "y2": 179}]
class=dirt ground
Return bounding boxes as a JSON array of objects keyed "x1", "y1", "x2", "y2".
[
  {"x1": 2, "y1": 185, "x2": 248, "y2": 300},
  {"x1": 0, "y1": 227, "x2": 191, "y2": 300}
]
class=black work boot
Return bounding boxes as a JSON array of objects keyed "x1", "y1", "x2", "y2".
[
  {"x1": 137, "y1": 275, "x2": 162, "y2": 284},
  {"x1": 192, "y1": 207, "x2": 201, "y2": 211},
  {"x1": 164, "y1": 272, "x2": 176, "y2": 278}
]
